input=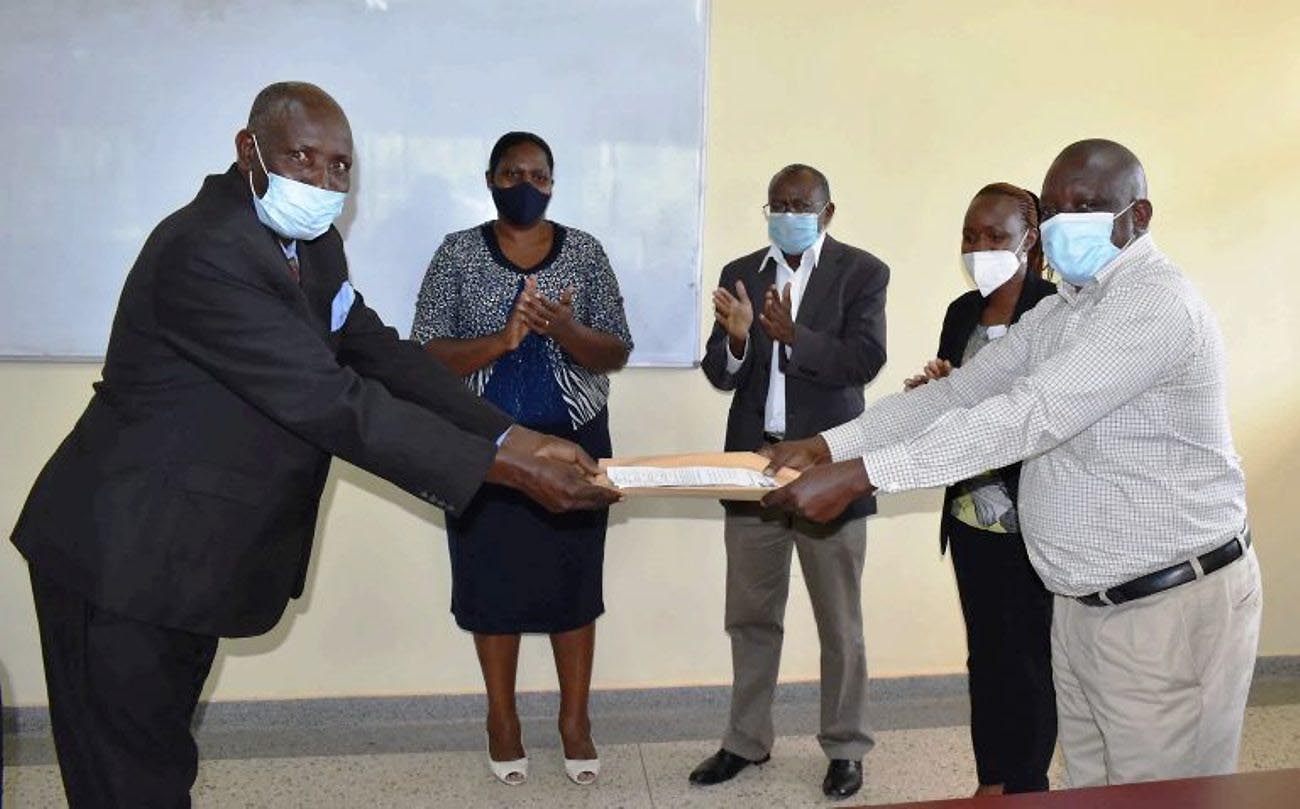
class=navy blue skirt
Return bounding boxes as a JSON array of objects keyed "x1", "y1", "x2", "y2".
[{"x1": 446, "y1": 409, "x2": 611, "y2": 634}]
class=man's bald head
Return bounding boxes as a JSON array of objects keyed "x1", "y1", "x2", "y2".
[
  {"x1": 1051, "y1": 139, "x2": 1147, "y2": 202},
  {"x1": 1041, "y1": 138, "x2": 1153, "y2": 248},
  {"x1": 236, "y1": 81, "x2": 353, "y2": 194},
  {"x1": 246, "y1": 82, "x2": 346, "y2": 138}
]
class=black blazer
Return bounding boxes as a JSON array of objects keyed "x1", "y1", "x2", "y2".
[
  {"x1": 701, "y1": 236, "x2": 889, "y2": 521},
  {"x1": 936, "y1": 274, "x2": 1057, "y2": 550},
  {"x1": 11, "y1": 166, "x2": 513, "y2": 638}
]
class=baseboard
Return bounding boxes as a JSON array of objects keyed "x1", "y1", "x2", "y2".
[{"x1": 5, "y1": 655, "x2": 1297, "y2": 737}]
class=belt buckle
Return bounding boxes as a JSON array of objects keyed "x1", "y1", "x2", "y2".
[{"x1": 1078, "y1": 591, "x2": 1109, "y2": 607}]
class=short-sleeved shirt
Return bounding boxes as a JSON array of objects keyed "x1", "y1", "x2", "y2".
[{"x1": 411, "y1": 223, "x2": 633, "y2": 430}]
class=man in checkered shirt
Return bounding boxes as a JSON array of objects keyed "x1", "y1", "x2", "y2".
[{"x1": 760, "y1": 139, "x2": 1261, "y2": 788}]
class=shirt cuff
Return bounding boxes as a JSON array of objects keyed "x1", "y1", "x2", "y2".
[
  {"x1": 862, "y1": 442, "x2": 914, "y2": 494},
  {"x1": 495, "y1": 426, "x2": 512, "y2": 447},
  {"x1": 821, "y1": 420, "x2": 867, "y2": 463},
  {"x1": 725, "y1": 336, "x2": 749, "y2": 373}
]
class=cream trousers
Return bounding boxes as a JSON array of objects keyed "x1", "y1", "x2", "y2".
[{"x1": 1051, "y1": 546, "x2": 1262, "y2": 786}]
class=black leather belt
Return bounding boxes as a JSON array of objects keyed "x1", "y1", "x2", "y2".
[{"x1": 1077, "y1": 529, "x2": 1251, "y2": 607}]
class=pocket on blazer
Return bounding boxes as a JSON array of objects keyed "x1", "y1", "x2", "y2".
[
  {"x1": 174, "y1": 463, "x2": 265, "y2": 506},
  {"x1": 159, "y1": 464, "x2": 274, "y2": 572}
]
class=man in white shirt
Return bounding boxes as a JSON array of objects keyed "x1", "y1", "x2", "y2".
[
  {"x1": 695, "y1": 164, "x2": 890, "y2": 799},
  {"x1": 761, "y1": 141, "x2": 1261, "y2": 787}
]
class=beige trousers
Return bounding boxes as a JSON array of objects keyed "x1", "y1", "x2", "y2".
[{"x1": 1052, "y1": 546, "x2": 1262, "y2": 787}]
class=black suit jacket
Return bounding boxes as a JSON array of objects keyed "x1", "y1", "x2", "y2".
[
  {"x1": 11, "y1": 165, "x2": 513, "y2": 637},
  {"x1": 701, "y1": 236, "x2": 889, "y2": 521},
  {"x1": 936, "y1": 274, "x2": 1057, "y2": 550}
]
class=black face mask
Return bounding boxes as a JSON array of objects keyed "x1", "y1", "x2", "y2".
[{"x1": 491, "y1": 182, "x2": 551, "y2": 227}]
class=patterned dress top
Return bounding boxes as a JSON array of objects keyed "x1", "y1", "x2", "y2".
[
  {"x1": 411, "y1": 223, "x2": 633, "y2": 430},
  {"x1": 948, "y1": 324, "x2": 1019, "y2": 534}
]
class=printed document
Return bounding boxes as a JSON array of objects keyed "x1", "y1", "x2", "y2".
[{"x1": 605, "y1": 466, "x2": 778, "y2": 489}]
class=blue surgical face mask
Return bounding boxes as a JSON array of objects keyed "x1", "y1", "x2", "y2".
[
  {"x1": 767, "y1": 207, "x2": 825, "y2": 256},
  {"x1": 248, "y1": 134, "x2": 347, "y2": 241},
  {"x1": 1041, "y1": 201, "x2": 1136, "y2": 286}
]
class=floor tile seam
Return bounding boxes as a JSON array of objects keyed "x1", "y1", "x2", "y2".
[{"x1": 637, "y1": 742, "x2": 657, "y2": 809}]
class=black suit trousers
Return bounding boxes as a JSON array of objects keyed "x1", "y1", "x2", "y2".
[
  {"x1": 947, "y1": 520, "x2": 1057, "y2": 793},
  {"x1": 30, "y1": 567, "x2": 218, "y2": 808}
]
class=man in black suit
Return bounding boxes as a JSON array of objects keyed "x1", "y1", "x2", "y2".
[
  {"x1": 693, "y1": 165, "x2": 889, "y2": 799},
  {"x1": 9, "y1": 82, "x2": 617, "y2": 807}
]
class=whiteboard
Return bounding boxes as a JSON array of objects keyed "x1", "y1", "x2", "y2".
[{"x1": 0, "y1": 0, "x2": 708, "y2": 366}]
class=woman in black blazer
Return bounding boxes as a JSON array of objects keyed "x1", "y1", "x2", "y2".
[{"x1": 905, "y1": 183, "x2": 1057, "y2": 796}]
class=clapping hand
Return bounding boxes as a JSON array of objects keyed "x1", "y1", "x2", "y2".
[
  {"x1": 759, "y1": 282, "x2": 796, "y2": 345},
  {"x1": 517, "y1": 279, "x2": 576, "y2": 339},
  {"x1": 903, "y1": 358, "x2": 953, "y2": 391},
  {"x1": 713, "y1": 281, "x2": 754, "y2": 353},
  {"x1": 500, "y1": 276, "x2": 536, "y2": 351}
]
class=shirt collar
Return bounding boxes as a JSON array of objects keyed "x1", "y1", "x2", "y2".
[
  {"x1": 1057, "y1": 233, "x2": 1158, "y2": 303},
  {"x1": 278, "y1": 239, "x2": 298, "y2": 262},
  {"x1": 764, "y1": 230, "x2": 827, "y2": 274}
]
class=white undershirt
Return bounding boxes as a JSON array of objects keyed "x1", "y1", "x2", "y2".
[{"x1": 724, "y1": 232, "x2": 826, "y2": 436}]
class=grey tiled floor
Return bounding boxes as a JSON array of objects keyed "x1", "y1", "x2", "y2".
[{"x1": 6, "y1": 704, "x2": 1300, "y2": 808}]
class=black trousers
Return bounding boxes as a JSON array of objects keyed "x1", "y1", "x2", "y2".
[
  {"x1": 29, "y1": 567, "x2": 218, "y2": 808},
  {"x1": 947, "y1": 520, "x2": 1057, "y2": 793}
]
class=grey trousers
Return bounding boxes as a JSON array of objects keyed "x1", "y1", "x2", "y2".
[{"x1": 722, "y1": 508, "x2": 873, "y2": 761}]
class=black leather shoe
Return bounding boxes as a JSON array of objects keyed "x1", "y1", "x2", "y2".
[
  {"x1": 688, "y1": 748, "x2": 770, "y2": 786},
  {"x1": 823, "y1": 759, "x2": 863, "y2": 798}
]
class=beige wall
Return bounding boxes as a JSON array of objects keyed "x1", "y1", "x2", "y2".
[{"x1": 3, "y1": 0, "x2": 1298, "y2": 707}]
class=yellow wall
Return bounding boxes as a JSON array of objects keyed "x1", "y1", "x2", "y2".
[{"x1": 3, "y1": 0, "x2": 1298, "y2": 706}]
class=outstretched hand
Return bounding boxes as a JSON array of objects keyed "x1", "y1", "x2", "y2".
[
  {"x1": 760, "y1": 459, "x2": 875, "y2": 523},
  {"x1": 488, "y1": 427, "x2": 619, "y2": 512},
  {"x1": 532, "y1": 433, "x2": 601, "y2": 476},
  {"x1": 758, "y1": 435, "x2": 831, "y2": 475}
]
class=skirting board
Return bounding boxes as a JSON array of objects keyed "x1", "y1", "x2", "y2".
[{"x1": 6, "y1": 656, "x2": 1298, "y2": 738}]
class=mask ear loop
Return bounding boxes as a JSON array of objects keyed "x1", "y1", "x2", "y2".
[
  {"x1": 1010, "y1": 229, "x2": 1030, "y2": 266},
  {"x1": 1113, "y1": 200, "x2": 1139, "y2": 250},
  {"x1": 247, "y1": 133, "x2": 272, "y2": 198},
  {"x1": 251, "y1": 133, "x2": 271, "y2": 176}
]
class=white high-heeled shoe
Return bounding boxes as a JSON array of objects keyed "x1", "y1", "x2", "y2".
[
  {"x1": 564, "y1": 746, "x2": 600, "y2": 786},
  {"x1": 486, "y1": 733, "x2": 528, "y2": 786}
]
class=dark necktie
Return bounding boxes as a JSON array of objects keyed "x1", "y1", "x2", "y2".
[{"x1": 286, "y1": 254, "x2": 301, "y2": 285}]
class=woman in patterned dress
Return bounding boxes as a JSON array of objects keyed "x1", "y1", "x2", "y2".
[{"x1": 411, "y1": 132, "x2": 632, "y2": 786}]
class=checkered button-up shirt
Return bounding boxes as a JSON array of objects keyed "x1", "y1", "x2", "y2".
[{"x1": 822, "y1": 235, "x2": 1247, "y2": 595}]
